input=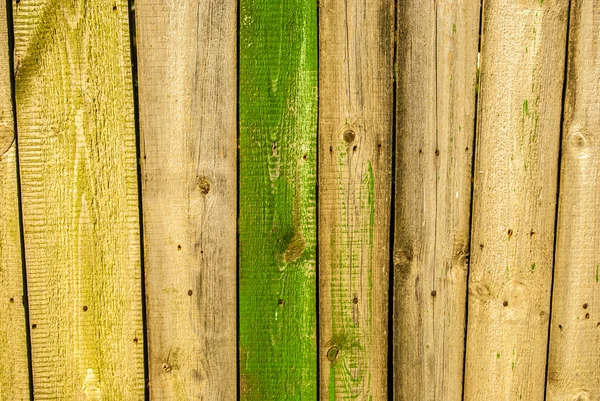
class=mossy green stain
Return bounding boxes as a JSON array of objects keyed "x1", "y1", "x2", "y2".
[
  {"x1": 531, "y1": 263, "x2": 536, "y2": 271},
  {"x1": 239, "y1": 0, "x2": 318, "y2": 398},
  {"x1": 452, "y1": 23, "x2": 457, "y2": 33},
  {"x1": 596, "y1": 265, "x2": 598, "y2": 283}
]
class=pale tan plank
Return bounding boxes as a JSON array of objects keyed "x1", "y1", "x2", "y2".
[
  {"x1": 463, "y1": 0, "x2": 569, "y2": 399},
  {"x1": 318, "y1": 0, "x2": 394, "y2": 399},
  {"x1": 546, "y1": 3, "x2": 600, "y2": 400},
  {"x1": 135, "y1": 1, "x2": 237, "y2": 398},
  {"x1": 392, "y1": 0, "x2": 480, "y2": 399},
  {"x1": 0, "y1": 2, "x2": 30, "y2": 398},
  {"x1": 14, "y1": 0, "x2": 144, "y2": 398}
]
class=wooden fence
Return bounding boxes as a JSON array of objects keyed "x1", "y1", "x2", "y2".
[{"x1": 0, "y1": 0, "x2": 597, "y2": 400}]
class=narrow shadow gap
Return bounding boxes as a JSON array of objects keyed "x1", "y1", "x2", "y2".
[
  {"x1": 315, "y1": 0, "x2": 321, "y2": 399},
  {"x1": 125, "y1": 1, "x2": 150, "y2": 399},
  {"x1": 236, "y1": 0, "x2": 241, "y2": 399},
  {"x1": 543, "y1": 2, "x2": 572, "y2": 399},
  {"x1": 388, "y1": 1, "x2": 398, "y2": 399},
  {"x1": 461, "y1": 0, "x2": 484, "y2": 399},
  {"x1": 6, "y1": 0, "x2": 34, "y2": 399}
]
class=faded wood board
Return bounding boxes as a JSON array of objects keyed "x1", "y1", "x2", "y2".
[
  {"x1": 463, "y1": 1, "x2": 569, "y2": 400},
  {"x1": 0, "y1": 1, "x2": 29, "y2": 399},
  {"x1": 136, "y1": 0, "x2": 237, "y2": 399},
  {"x1": 239, "y1": 0, "x2": 318, "y2": 398},
  {"x1": 546, "y1": 3, "x2": 600, "y2": 400},
  {"x1": 318, "y1": 0, "x2": 393, "y2": 399},
  {"x1": 392, "y1": 0, "x2": 480, "y2": 399},
  {"x1": 13, "y1": 0, "x2": 144, "y2": 398}
]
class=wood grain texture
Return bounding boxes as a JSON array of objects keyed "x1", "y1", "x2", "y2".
[
  {"x1": 392, "y1": 0, "x2": 480, "y2": 399},
  {"x1": 0, "y1": 2, "x2": 30, "y2": 398},
  {"x1": 14, "y1": 0, "x2": 144, "y2": 398},
  {"x1": 239, "y1": 0, "x2": 318, "y2": 398},
  {"x1": 318, "y1": 0, "x2": 393, "y2": 399},
  {"x1": 463, "y1": 0, "x2": 569, "y2": 400},
  {"x1": 546, "y1": 3, "x2": 600, "y2": 400},
  {"x1": 136, "y1": 0, "x2": 237, "y2": 399}
]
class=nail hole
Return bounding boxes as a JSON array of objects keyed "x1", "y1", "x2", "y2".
[
  {"x1": 177, "y1": 245, "x2": 181, "y2": 250},
  {"x1": 133, "y1": 337, "x2": 138, "y2": 344},
  {"x1": 32, "y1": 324, "x2": 37, "y2": 329},
  {"x1": 196, "y1": 176, "x2": 211, "y2": 195},
  {"x1": 83, "y1": 306, "x2": 88, "y2": 312},
  {"x1": 503, "y1": 301, "x2": 508, "y2": 307},
  {"x1": 112, "y1": 4, "x2": 117, "y2": 11},
  {"x1": 435, "y1": 148, "x2": 440, "y2": 156},
  {"x1": 352, "y1": 297, "x2": 358, "y2": 304},
  {"x1": 507, "y1": 229, "x2": 513, "y2": 237},
  {"x1": 9, "y1": 298, "x2": 14, "y2": 303},
  {"x1": 352, "y1": 145, "x2": 357, "y2": 152},
  {"x1": 583, "y1": 303, "x2": 588, "y2": 309},
  {"x1": 329, "y1": 146, "x2": 333, "y2": 153},
  {"x1": 431, "y1": 290, "x2": 437, "y2": 297},
  {"x1": 162, "y1": 363, "x2": 171, "y2": 373},
  {"x1": 303, "y1": 154, "x2": 307, "y2": 160},
  {"x1": 188, "y1": 290, "x2": 193, "y2": 296},
  {"x1": 585, "y1": 313, "x2": 590, "y2": 319},
  {"x1": 558, "y1": 324, "x2": 563, "y2": 331},
  {"x1": 278, "y1": 299, "x2": 284, "y2": 305}
]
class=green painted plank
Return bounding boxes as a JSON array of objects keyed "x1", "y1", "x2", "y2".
[
  {"x1": 14, "y1": 0, "x2": 144, "y2": 398},
  {"x1": 239, "y1": 0, "x2": 318, "y2": 399}
]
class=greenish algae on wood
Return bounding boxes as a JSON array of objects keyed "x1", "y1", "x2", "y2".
[
  {"x1": 318, "y1": 0, "x2": 394, "y2": 399},
  {"x1": 239, "y1": 0, "x2": 318, "y2": 398},
  {"x1": 393, "y1": 0, "x2": 480, "y2": 399},
  {"x1": 0, "y1": 2, "x2": 30, "y2": 399},
  {"x1": 546, "y1": 2, "x2": 600, "y2": 400},
  {"x1": 14, "y1": 0, "x2": 144, "y2": 398},
  {"x1": 463, "y1": 0, "x2": 569, "y2": 400},
  {"x1": 136, "y1": 0, "x2": 238, "y2": 399}
]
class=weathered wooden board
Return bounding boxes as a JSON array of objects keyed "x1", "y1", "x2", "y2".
[
  {"x1": 239, "y1": 0, "x2": 318, "y2": 398},
  {"x1": 318, "y1": 0, "x2": 393, "y2": 399},
  {"x1": 393, "y1": 0, "x2": 480, "y2": 399},
  {"x1": 546, "y1": 3, "x2": 600, "y2": 400},
  {"x1": 136, "y1": 0, "x2": 237, "y2": 399},
  {"x1": 0, "y1": 2, "x2": 30, "y2": 399},
  {"x1": 463, "y1": 1, "x2": 569, "y2": 400},
  {"x1": 13, "y1": 0, "x2": 144, "y2": 398}
]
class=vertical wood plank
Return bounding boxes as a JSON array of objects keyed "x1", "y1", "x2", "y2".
[
  {"x1": 393, "y1": 0, "x2": 480, "y2": 399},
  {"x1": 135, "y1": 0, "x2": 237, "y2": 399},
  {"x1": 318, "y1": 0, "x2": 393, "y2": 399},
  {"x1": 546, "y1": 3, "x2": 600, "y2": 400},
  {"x1": 14, "y1": 0, "x2": 144, "y2": 398},
  {"x1": 464, "y1": 0, "x2": 569, "y2": 399},
  {"x1": 239, "y1": 0, "x2": 318, "y2": 398},
  {"x1": 0, "y1": 2, "x2": 29, "y2": 399}
]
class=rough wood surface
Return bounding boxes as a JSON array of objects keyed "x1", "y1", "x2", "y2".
[
  {"x1": 239, "y1": 0, "x2": 318, "y2": 398},
  {"x1": 546, "y1": 3, "x2": 600, "y2": 400},
  {"x1": 0, "y1": 2, "x2": 30, "y2": 398},
  {"x1": 13, "y1": 0, "x2": 144, "y2": 398},
  {"x1": 318, "y1": 0, "x2": 393, "y2": 399},
  {"x1": 392, "y1": 0, "x2": 480, "y2": 399},
  {"x1": 463, "y1": 1, "x2": 569, "y2": 400},
  {"x1": 136, "y1": 0, "x2": 237, "y2": 399}
]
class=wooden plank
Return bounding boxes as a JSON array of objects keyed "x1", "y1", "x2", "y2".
[
  {"x1": 318, "y1": 0, "x2": 393, "y2": 399},
  {"x1": 392, "y1": 0, "x2": 480, "y2": 399},
  {"x1": 135, "y1": 1, "x2": 237, "y2": 399},
  {"x1": 0, "y1": 1, "x2": 30, "y2": 398},
  {"x1": 239, "y1": 0, "x2": 318, "y2": 398},
  {"x1": 463, "y1": 0, "x2": 569, "y2": 400},
  {"x1": 546, "y1": 3, "x2": 600, "y2": 400},
  {"x1": 13, "y1": 0, "x2": 144, "y2": 398}
]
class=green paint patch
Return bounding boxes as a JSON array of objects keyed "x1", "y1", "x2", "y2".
[
  {"x1": 596, "y1": 265, "x2": 598, "y2": 283},
  {"x1": 496, "y1": 353, "x2": 501, "y2": 359},
  {"x1": 531, "y1": 263, "x2": 536, "y2": 271},
  {"x1": 452, "y1": 23, "x2": 456, "y2": 33}
]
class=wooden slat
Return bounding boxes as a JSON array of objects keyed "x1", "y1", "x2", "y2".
[
  {"x1": 464, "y1": 0, "x2": 569, "y2": 399},
  {"x1": 135, "y1": 1, "x2": 237, "y2": 399},
  {"x1": 0, "y1": 2, "x2": 30, "y2": 398},
  {"x1": 239, "y1": 0, "x2": 318, "y2": 398},
  {"x1": 546, "y1": 3, "x2": 600, "y2": 400},
  {"x1": 13, "y1": 0, "x2": 144, "y2": 398},
  {"x1": 392, "y1": 0, "x2": 480, "y2": 399},
  {"x1": 318, "y1": 0, "x2": 393, "y2": 398}
]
